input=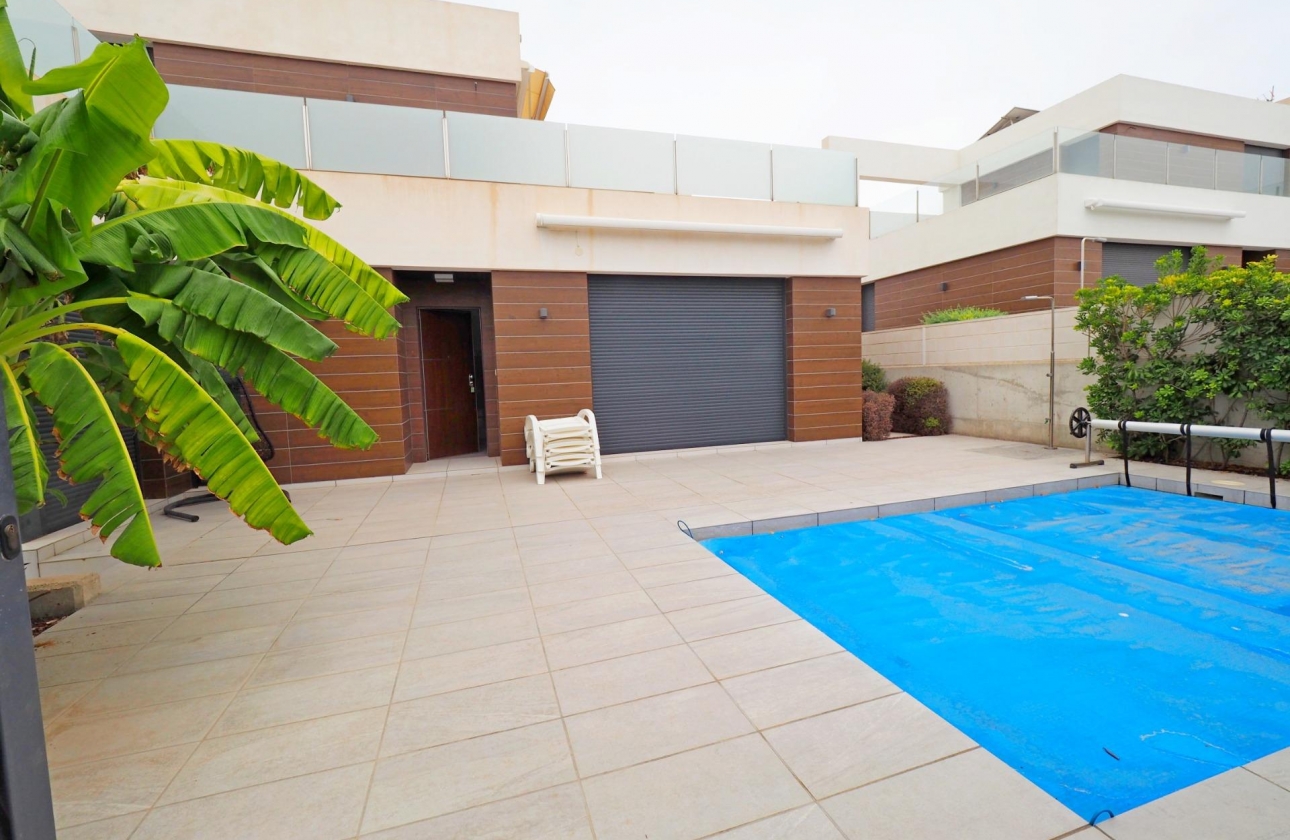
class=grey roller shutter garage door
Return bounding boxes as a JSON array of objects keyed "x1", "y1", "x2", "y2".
[
  {"x1": 1101, "y1": 243, "x2": 1190, "y2": 287},
  {"x1": 588, "y1": 276, "x2": 786, "y2": 454}
]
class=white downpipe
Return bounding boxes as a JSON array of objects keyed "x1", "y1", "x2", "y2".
[{"x1": 535, "y1": 213, "x2": 844, "y2": 239}]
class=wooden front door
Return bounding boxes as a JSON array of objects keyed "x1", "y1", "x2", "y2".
[{"x1": 420, "y1": 309, "x2": 481, "y2": 459}]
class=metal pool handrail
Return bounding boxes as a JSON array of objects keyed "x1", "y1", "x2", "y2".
[{"x1": 1069, "y1": 409, "x2": 1288, "y2": 508}]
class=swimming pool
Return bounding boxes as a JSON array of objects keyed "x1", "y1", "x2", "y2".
[{"x1": 703, "y1": 486, "x2": 1290, "y2": 821}]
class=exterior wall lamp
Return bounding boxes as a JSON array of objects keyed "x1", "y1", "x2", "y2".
[
  {"x1": 824, "y1": 308, "x2": 836, "y2": 318},
  {"x1": 538, "y1": 307, "x2": 549, "y2": 320}
]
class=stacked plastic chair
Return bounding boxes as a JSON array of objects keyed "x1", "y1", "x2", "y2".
[{"x1": 525, "y1": 409, "x2": 603, "y2": 485}]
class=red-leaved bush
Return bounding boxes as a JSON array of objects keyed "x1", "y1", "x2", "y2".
[
  {"x1": 862, "y1": 390, "x2": 894, "y2": 441},
  {"x1": 889, "y1": 377, "x2": 952, "y2": 436}
]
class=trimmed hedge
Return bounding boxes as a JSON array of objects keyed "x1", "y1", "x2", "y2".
[
  {"x1": 862, "y1": 390, "x2": 894, "y2": 441},
  {"x1": 861, "y1": 359, "x2": 887, "y2": 393},
  {"x1": 889, "y1": 377, "x2": 951, "y2": 436},
  {"x1": 921, "y1": 306, "x2": 1006, "y2": 325}
]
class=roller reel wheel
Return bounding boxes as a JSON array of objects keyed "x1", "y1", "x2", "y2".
[{"x1": 1070, "y1": 407, "x2": 1092, "y2": 439}]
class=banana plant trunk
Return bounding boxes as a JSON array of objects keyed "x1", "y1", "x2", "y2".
[{"x1": 0, "y1": 395, "x2": 57, "y2": 840}]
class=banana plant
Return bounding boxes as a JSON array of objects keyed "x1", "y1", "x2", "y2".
[{"x1": 0, "y1": 1, "x2": 407, "y2": 567}]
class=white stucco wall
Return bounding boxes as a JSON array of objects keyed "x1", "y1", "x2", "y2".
[
  {"x1": 306, "y1": 171, "x2": 869, "y2": 278},
  {"x1": 58, "y1": 0, "x2": 522, "y2": 81}
]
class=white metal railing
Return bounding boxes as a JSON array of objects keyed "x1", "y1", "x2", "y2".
[{"x1": 153, "y1": 85, "x2": 860, "y2": 207}]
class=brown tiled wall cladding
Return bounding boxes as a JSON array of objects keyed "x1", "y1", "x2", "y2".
[
  {"x1": 492, "y1": 272, "x2": 593, "y2": 467},
  {"x1": 150, "y1": 43, "x2": 518, "y2": 116},
  {"x1": 786, "y1": 277, "x2": 865, "y2": 441},
  {"x1": 872, "y1": 237, "x2": 1101, "y2": 330}
]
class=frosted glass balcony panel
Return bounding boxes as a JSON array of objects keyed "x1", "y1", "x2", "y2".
[
  {"x1": 567, "y1": 124, "x2": 674, "y2": 193},
  {"x1": 445, "y1": 111, "x2": 566, "y2": 187},
  {"x1": 155, "y1": 86, "x2": 307, "y2": 169},
  {"x1": 676, "y1": 135, "x2": 771, "y2": 200},
  {"x1": 308, "y1": 99, "x2": 445, "y2": 177}
]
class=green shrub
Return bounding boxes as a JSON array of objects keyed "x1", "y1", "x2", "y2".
[
  {"x1": 1076, "y1": 247, "x2": 1285, "y2": 466},
  {"x1": 921, "y1": 306, "x2": 1007, "y2": 325},
  {"x1": 862, "y1": 390, "x2": 895, "y2": 441},
  {"x1": 889, "y1": 377, "x2": 952, "y2": 436},
  {"x1": 861, "y1": 359, "x2": 888, "y2": 392}
]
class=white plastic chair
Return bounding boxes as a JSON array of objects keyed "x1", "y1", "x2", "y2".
[{"x1": 525, "y1": 409, "x2": 603, "y2": 485}]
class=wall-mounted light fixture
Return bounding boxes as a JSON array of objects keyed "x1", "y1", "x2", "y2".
[
  {"x1": 433, "y1": 273, "x2": 454, "y2": 283},
  {"x1": 538, "y1": 307, "x2": 549, "y2": 320},
  {"x1": 824, "y1": 308, "x2": 837, "y2": 318},
  {"x1": 940, "y1": 282, "x2": 950, "y2": 292}
]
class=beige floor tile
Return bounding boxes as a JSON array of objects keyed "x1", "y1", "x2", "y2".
[
  {"x1": 529, "y1": 570, "x2": 642, "y2": 608},
  {"x1": 232, "y1": 548, "x2": 338, "y2": 573},
  {"x1": 65, "y1": 655, "x2": 259, "y2": 718},
  {"x1": 417, "y1": 568, "x2": 527, "y2": 602},
  {"x1": 1098, "y1": 768, "x2": 1290, "y2": 840},
  {"x1": 522, "y1": 554, "x2": 625, "y2": 584},
  {"x1": 361, "y1": 721, "x2": 576, "y2": 834},
  {"x1": 186, "y1": 578, "x2": 318, "y2": 613},
  {"x1": 411, "y1": 587, "x2": 531, "y2": 627},
  {"x1": 403, "y1": 609, "x2": 538, "y2": 660},
  {"x1": 56, "y1": 811, "x2": 147, "y2": 840},
  {"x1": 535, "y1": 590, "x2": 660, "y2": 635},
  {"x1": 721, "y1": 652, "x2": 898, "y2": 729},
  {"x1": 40, "y1": 680, "x2": 98, "y2": 722},
  {"x1": 156, "y1": 600, "x2": 302, "y2": 641},
  {"x1": 247, "y1": 632, "x2": 406, "y2": 687},
  {"x1": 544, "y1": 614, "x2": 683, "y2": 671},
  {"x1": 159, "y1": 708, "x2": 385, "y2": 804},
  {"x1": 655, "y1": 590, "x2": 804, "y2": 645},
  {"x1": 311, "y1": 565, "x2": 422, "y2": 595},
  {"x1": 647, "y1": 575, "x2": 766, "y2": 612},
  {"x1": 36, "y1": 645, "x2": 140, "y2": 688},
  {"x1": 33, "y1": 618, "x2": 171, "y2": 658},
  {"x1": 581, "y1": 734, "x2": 810, "y2": 840},
  {"x1": 551, "y1": 644, "x2": 713, "y2": 715},
  {"x1": 294, "y1": 584, "x2": 416, "y2": 620},
  {"x1": 706, "y1": 804, "x2": 845, "y2": 839},
  {"x1": 393, "y1": 638, "x2": 548, "y2": 702},
  {"x1": 763, "y1": 694, "x2": 976, "y2": 799},
  {"x1": 616, "y1": 542, "x2": 716, "y2": 569},
  {"x1": 49, "y1": 744, "x2": 194, "y2": 829},
  {"x1": 95, "y1": 575, "x2": 224, "y2": 605},
  {"x1": 211, "y1": 560, "x2": 333, "y2": 591},
  {"x1": 421, "y1": 552, "x2": 523, "y2": 582},
  {"x1": 630, "y1": 558, "x2": 736, "y2": 589},
  {"x1": 45, "y1": 694, "x2": 231, "y2": 768},
  {"x1": 50, "y1": 595, "x2": 203, "y2": 631},
  {"x1": 691, "y1": 621, "x2": 842, "y2": 679},
  {"x1": 210, "y1": 664, "x2": 397, "y2": 737},
  {"x1": 117, "y1": 625, "x2": 281, "y2": 674},
  {"x1": 1248, "y1": 746, "x2": 1290, "y2": 790},
  {"x1": 820, "y1": 748, "x2": 1083, "y2": 840},
  {"x1": 357, "y1": 783, "x2": 593, "y2": 840},
  {"x1": 567, "y1": 683, "x2": 754, "y2": 776},
  {"x1": 382, "y1": 674, "x2": 560, "y2": 756},
  {"x1": 132, "y1": 763, "x2": 372, "y2": 840},
  {"x1": 273, "y1": 605, "x2": 413, "y2": 650}
]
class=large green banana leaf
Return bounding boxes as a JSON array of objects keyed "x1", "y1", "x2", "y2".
[
  {"x1": 214, "y1": 252, "x2": 330, "y2": 321},
  {"x1": 24, "y1": 342, "x2": 160, "y2": 567},
  {"x1": 1, "y1": 358, "x2": 47, "y2": 513},
  {"x1": 128, "y1": 177, "x2": 407, "y2": 309},
  {"x1": 128, "y1": 297, "x2": 378, "y2": 449},
  {"x1": 124, "y1": 263, "x2": 338, "y2": 361},
  {"x1": 3, "y1": 39, "x2": 165, "y2": 240},
  {"x1": 115, "y1": 332, "x2": 311, "y2": 544},
  {"x1": 149, "y1": 139, "x2": 340, "y2": 220},
  {"x1": 0, "y1": 0, "x2": 32, "y2": 115},
  {"x1": 257, "y1": 243, "x2": 400, "y2": 339}
]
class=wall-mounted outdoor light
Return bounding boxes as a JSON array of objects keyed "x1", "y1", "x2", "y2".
[
  {"x1": 433, "y1": 273, "x2": 453, "y2": 283},
  {"x1": 538, "y1": 308, "x2": 549, "y2": 320},
  {"x1": 824, "y1": 308, "x2": 836, "y2": 318},
  {"x1": 940, "y1": 282, "x2": 950, "y2": 292}
]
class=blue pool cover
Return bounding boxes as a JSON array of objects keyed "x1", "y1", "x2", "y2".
[{"x1": 704, "y1": 486, "x2": 1290, "y2": 821}]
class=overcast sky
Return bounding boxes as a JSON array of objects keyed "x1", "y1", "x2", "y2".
[{"x1": 491, "y1": 0, "x2": 1286, "y2": 152}]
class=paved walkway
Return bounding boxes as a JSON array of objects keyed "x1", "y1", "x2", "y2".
[{"x1": 32, "y1": 436, "x2": 1290, "y2": 839}]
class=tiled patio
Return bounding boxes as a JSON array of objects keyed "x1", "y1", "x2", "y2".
[{"x1": 31, "y1": 435, "x2": 1290, "y2": 839}]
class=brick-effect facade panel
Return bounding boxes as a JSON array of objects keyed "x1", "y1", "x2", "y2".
[
  {"x1": 492, "y1": 272, "x2": 593, "y2": 466},
  {"x1": 872, "y1": 237, "x2": 1103, "y2": 330},
  {"x1": 151, "y1": 43, "x2": 518, "y2": 117},
  {"x1": 786, "y1": 277, "x2": 864, "y2": 442}
]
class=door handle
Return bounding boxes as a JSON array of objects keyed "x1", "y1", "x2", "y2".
[{"x1": 467, "y1": 374, "x2": 476, "y2": 394}]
